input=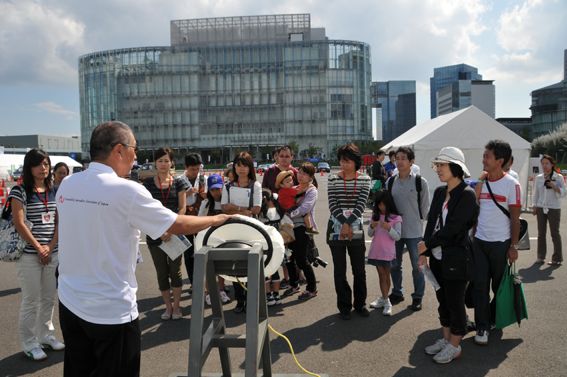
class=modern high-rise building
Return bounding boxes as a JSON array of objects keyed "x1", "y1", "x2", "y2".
[
  {"x1": 436, "y1": 79, "x2": 495, "y2": 118},
  {"x1": 430, "y1": 64, "x2": 485, "y2": 118},
  {"x1": 78, "y1": 14, "x2": 372, "y2": 161},
  {"x1": 530, "y1": 50, "x2": 567, "y2": 138},
  {"x1": 370, "y1": 81, "x2": 416, "y2": 142}
]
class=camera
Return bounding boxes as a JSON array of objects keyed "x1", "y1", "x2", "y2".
[{"x1": 544, "y1": 179, "x2": 553, "y2": 189}]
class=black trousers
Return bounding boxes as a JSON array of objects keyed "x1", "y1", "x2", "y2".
[
  {"x1": 472, "y1": 237, "x2": 510, "y2": 331},
  {"x1": 59, "y1": 302, "x2": 141, "y2": 377},
  {"x1": 329, "y1": 240, "x2": 367, "y2": 313},
  {"x1": 183, "y1": 235, "x2": 195, "y2": 284},
  {"x1": 430, "y1": 257, "x2": 467, "y2": 336},
  {"x1": 287, "y1": 226, "x2": 317, "y2": 293}
]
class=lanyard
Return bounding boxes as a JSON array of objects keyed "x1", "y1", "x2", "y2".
[
  {"x1": 342, "y1": 172, "x2": 358, "y2": 198},
  {"x1": 157, "y1": 176, "x2": 172, "y2": 204},
  {"x1": 35, "y1": 187, "x2": 49, "y2": 212}
]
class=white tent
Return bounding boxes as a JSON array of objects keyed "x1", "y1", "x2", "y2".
[
  {"x1": 382, "y1": 106, "x2": 532, "y2": 206},
  {"x1": 0, "y1": 154, "x2": 83, "y2": 180}
]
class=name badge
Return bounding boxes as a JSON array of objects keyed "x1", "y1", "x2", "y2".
[
  {"x1": 42, "y1": 211, "x2": 55, "y2": 224},
  {"x1": 343, "y1": 209, "x2": 352, "y2": 218}
]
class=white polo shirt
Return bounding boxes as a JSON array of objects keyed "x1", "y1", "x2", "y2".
[
  {"x1": 476, "y1": 173, "x2": 522, "y2": 242},
  {"x1": 56, "y1": 162, "x2": 177, "y2": 324}
]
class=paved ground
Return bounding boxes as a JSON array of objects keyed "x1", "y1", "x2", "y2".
[{"x1": 1, "y1": 173, "x2": 566, "y2": 376}]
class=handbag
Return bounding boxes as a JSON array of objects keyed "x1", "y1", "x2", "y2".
[
  {"x1": 485, "y1": 180, "x2": 530, "y2": 250},
  {"x1": 495, "y1": 263, "x2": 528, "y2": 329},
  {"x1": 0, "y1": 188, "x2": 32, "y2": 262}
]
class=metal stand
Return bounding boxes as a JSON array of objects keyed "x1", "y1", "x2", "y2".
[{"x1": 188, "y1": 243, "x2": 272, "y2": 377}]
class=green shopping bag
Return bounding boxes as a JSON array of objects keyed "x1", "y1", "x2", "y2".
[
  {"x1": 371, "y1": 180, "x2": 382, "y2": 193},
  {"x1": 495, "y1": 263, "x2": 528, "y2": 329}
]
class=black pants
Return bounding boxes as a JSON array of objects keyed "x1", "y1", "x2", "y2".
[
  {"x1": 287, "y1": 226, "x2": 317, "y2": 293},
  {"x1": 233, "y1": 283, "x2": 246, "y2": 306},
  {"x1": 183, "y1": 235, "x2": 195, "y2": 284},
  {"x1": 329, "y1": 240, "x2": 367, "y2": 313},
  {"x1": 472, "y1": 237, "x2": 510, "y2": 331},
  {"x1": 59, "y1": 302, "x2": 140, "y2": 377},
  {"x1": 430, "y1": 257, "x2": 467, "y2": 336}
]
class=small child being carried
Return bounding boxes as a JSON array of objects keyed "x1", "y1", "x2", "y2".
[{"x1": 275, "y1": 171, "x2": 318, "y2": 235}]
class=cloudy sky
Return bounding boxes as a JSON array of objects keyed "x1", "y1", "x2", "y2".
[{"x1": 0, "y1": 0, "x2": 565, "y2": 137}]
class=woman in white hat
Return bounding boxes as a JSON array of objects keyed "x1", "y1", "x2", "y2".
[{"x1": 417, "y1": 147, "x2": 479, "y2": 364}]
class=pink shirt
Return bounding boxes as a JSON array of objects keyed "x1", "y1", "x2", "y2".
[{"x1": 367, "y1": 214, "x2": 402, "y2": 261}]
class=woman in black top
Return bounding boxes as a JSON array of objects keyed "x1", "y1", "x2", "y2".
[
  {"x1": 418, "y1": 147, "x2": 478, "y2": 364},
  {"x1": 142, "y1": 147, "x2": 188, "y2": 320}
]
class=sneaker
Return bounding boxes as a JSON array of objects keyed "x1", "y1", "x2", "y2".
[
  {"x1": 272, "y1": 293, "x2": 282, "y2": 305},
  {"x1": 535, "y1": 258, "x2": 545, "y2": 264},
  {"x1": 267, "y1": 292, "x2": 276, "y2": 306},
  {"x1": 25, "y1": 347, "x2": 48, "y2": 361},
  {"x1": 220, "y1": 290, "x2": 231, "y2": 304},
  {"x1": 409, "y1": 298, "x2": 422, "y2": 311},
  {"x1": 41, "y1": 335, "x2": 65, "y2": 351},
  {"x1": 382, "y1": 299, "x2": 392, "y2": 316},
  {"x1": 424, "y1": 338, "x2": 448, "y2": 355},
  {"x1": 205, "y1": 294, "x2": 211, "y2": 306},
  {"x1": 161, "y1": 310, "x2": 172, "y2": 320},
  {"x1": 355, "y1": 307, "x2": 370, "y2": 317},
  {"x1": 282, "y1": 286, "x2": 300, "y2": 297},
  {"x1": 305, "y1": 228, "x2": 319, "y2": 234},
  {"x1": 433, "y1": 343, "x2": 462, "y2": 364},
  {"x1": 370, "y1": 297, "x2": 385, "y2": 309},
  {"x1": 298, "y1": 290, "x2": 317, "y2": 300},
  {"x1": 172, "y1": 310, "x2": 183, "y2": 320},
  {"x1": 280, "y1": 279, "x2": 290, "y2": 290},
  {"x1": 474, "y1": 330, "x2": 489, "y2": 345},
  {"x1": 389, "y1": 293, "x2": 405, "y2": 305}
]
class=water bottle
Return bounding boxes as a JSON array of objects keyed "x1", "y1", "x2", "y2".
[{"x1": 420, "y1": 264, "x2": 441, "y2": 291}]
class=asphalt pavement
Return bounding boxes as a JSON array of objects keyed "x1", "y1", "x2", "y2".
[{"x1": 1, "y1": 173, "x2": 566, "y2": 377}]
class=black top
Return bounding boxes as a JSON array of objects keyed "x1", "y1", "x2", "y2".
[{"x1": 423, "y1": 181, "x2": 478, "y2": 256}]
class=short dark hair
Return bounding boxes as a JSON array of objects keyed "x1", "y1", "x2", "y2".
[
  {"x1": 23, "y1": 149, "x2": 52, "y2": 197},
  {"x1": 377, "y1": 150, "x2": 385, "y2": 157},
  {"x1": 449, "y1": 163, "x2": 465, "y2": 180},
  {"x1": 90, "y1": 121, "x2": 132, "y2": 161},
  {"x1": 299, "y1": 162, "x2": 318, "y2": 188},
  {"x1": 337, "y1": 143, "x2": 362, "y2": 170},
  {"x1": 395, "y1": 146, "x2": 415, "y2": 161},
  {"x1": 388, "y1": 150, "x2": 396, "y2": 158},
  {"x1": 184, "y1": 153, "x2": 202, "y2": 167},
  {"x1": 154, "y1": 147, "x2": 174, "y2": 164},
  {"x1": 232, "y1": 151, "x2": 256, "y2": 181},
  {"x1": 278, "y1": 145, "x2": 294, "y2": 156},
  {"x1": 485, "y1": 140, "x2": 512, "y2": 167},
  {"x1": 53, "y1": 162, "x2": 70, "y2": 175}
]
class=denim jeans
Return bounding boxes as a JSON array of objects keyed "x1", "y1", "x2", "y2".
[{"x1": 390, "y1": 238, "x2": 425, "y2": 300}]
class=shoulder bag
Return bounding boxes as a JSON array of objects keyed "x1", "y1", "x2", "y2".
[{"x1": 0, "y1": 187, "x2": 33, "y2": 262}]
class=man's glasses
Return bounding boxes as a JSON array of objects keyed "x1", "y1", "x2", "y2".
[{"x1": 119, "y1": 143, "x2": 138, "y2": 152}]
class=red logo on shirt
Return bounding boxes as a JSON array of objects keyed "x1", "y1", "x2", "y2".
[{"x1": 58, "y1": 195, "x2": 64, "y2": 204}]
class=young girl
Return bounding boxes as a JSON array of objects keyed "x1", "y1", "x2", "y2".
[
  {"x1": 198, "y1": 174, "x2": 231, "y2": 305},
  {"x1": 368, "y1": 190, "x2": 402, "y2": 316}
]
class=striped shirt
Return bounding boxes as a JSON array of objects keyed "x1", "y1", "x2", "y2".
[
  {"x1": 8, "y1": 185, "x2": 58, "y2": 254},
  {"x1": 327, "y1": 173, "x2": 371, "y2": 226}
]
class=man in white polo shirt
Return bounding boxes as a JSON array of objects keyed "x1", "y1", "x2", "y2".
[
  {"x1": 473, "y1": 140, "x2": 520, "y2": 346},
  {"x1": 56, "y1": 121, "x2": 230, "y2": 377}
]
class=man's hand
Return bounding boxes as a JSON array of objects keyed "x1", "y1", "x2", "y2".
[
  {"x1": 418, "y1": 255, "x2": 428, "y2": 267},
  {"x1": 417, "y1": 240, "x2": 427, "y2": 254},
  {"x1": 211, "y1": 214, "x2": 233, "y2": 227},
  {"x1": 160, "y1": 232, "x2": 172, "y2": 242}
]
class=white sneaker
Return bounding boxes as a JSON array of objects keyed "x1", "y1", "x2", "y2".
[
  {"x1": 220, "y1": 290, "x2": 231, "y2": 304},
  {"x1": 41, "y1": 335, "x2": 65, "y2": 351},
  {"x1": 474, "y1": 330, "x2": 489, "y2": 345},
  {"x1": 382, "y1": 299, "x2": 392, "y2": 316},
  {"x1": 424, "y1": 338, "x2": 448, "y2": 355},
  {"x1": 370, "y1": 297, "x2": 385, "y2": 309},
  {"x1": 205, "y1": 294, "x2": 211, "y2": 306},
  {"x1": 433, "y1": 343, "x2": 461, "y2": 364},
  {"x1": 25, "y1": 347, "x2": 47, "y2": 361}
]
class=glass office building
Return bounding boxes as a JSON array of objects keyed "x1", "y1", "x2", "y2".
[
  {"x1": 430, "y1": 64, "x2": 482, "y2": 118},
  {"x1": 370, "y1": 81, "x2": 416, "y2": 142},
  {"x1": 530, "y1": 50, "x2": 567, "y2": 138},
  {"x1": 79, "y1": 14, "x2": 372, "y2": 161}
]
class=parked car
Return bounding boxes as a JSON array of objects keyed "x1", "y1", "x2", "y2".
[
  {"x1": 317, "y1": 162, "x2": 331, "y2": 173},
  {"x1": 257, "y1": 164, "x2": 272, "y2": 173},
  {"x1": 11, "y1": 166, "x2": 23, "y2": 181},
  {"x1": 137, "y1": 163, "x2": 155, "y2": 181}
]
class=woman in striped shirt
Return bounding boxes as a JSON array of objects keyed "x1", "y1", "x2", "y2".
[
  {"x1": 9, "y1": 149, "x2": 65, "y2": 360},
  {"x1": 327, "y1": 143, "x2": 371, "y2": 320}
]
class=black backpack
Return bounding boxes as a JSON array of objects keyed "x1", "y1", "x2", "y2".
[{"x1": 387, "y1": 174, "x2": 423, "y2": 219}]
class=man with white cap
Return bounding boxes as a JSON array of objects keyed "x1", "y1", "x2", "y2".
[{"x1": 418, "y1": 146, "x2": 479, "y2": 364}]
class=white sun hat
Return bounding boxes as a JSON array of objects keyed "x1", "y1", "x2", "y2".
[{"x1": 431, "y1": 146, "x2": 471, "y2": 178}]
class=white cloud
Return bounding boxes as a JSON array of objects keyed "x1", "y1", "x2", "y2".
[
  {"x1": 35, "y1": 101, "x2": 77, "y2": 119},
  {"x1": 0, "y1": 1, "x2": 86, "y2": 85}
]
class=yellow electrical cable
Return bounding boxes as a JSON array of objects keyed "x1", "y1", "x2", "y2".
[{"x1": 236, "y1": 278, "x2": 321, "y2": 377}]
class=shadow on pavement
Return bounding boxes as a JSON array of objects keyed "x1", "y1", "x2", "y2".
[
  {"x1": 518, "y1": 262, "x2": 556, "y2": 284},
  {"x1": 392, "y1": 328, "x2": 523, "y2": 376},
  {"x1": 0, "y1": 349, "x2": 64, "y2": 377},
  {"x1": 0, "y1": 287, "x2": 21, "y2": 298}
]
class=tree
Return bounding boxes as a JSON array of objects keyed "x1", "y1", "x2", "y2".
[{"x1": 531, "y1": 122, "x2": 567, "y2": 164}]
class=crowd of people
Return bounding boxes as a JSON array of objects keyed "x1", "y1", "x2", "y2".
[{"x1": 5, "y1": 119, "x2": 566, "y2": 373}]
